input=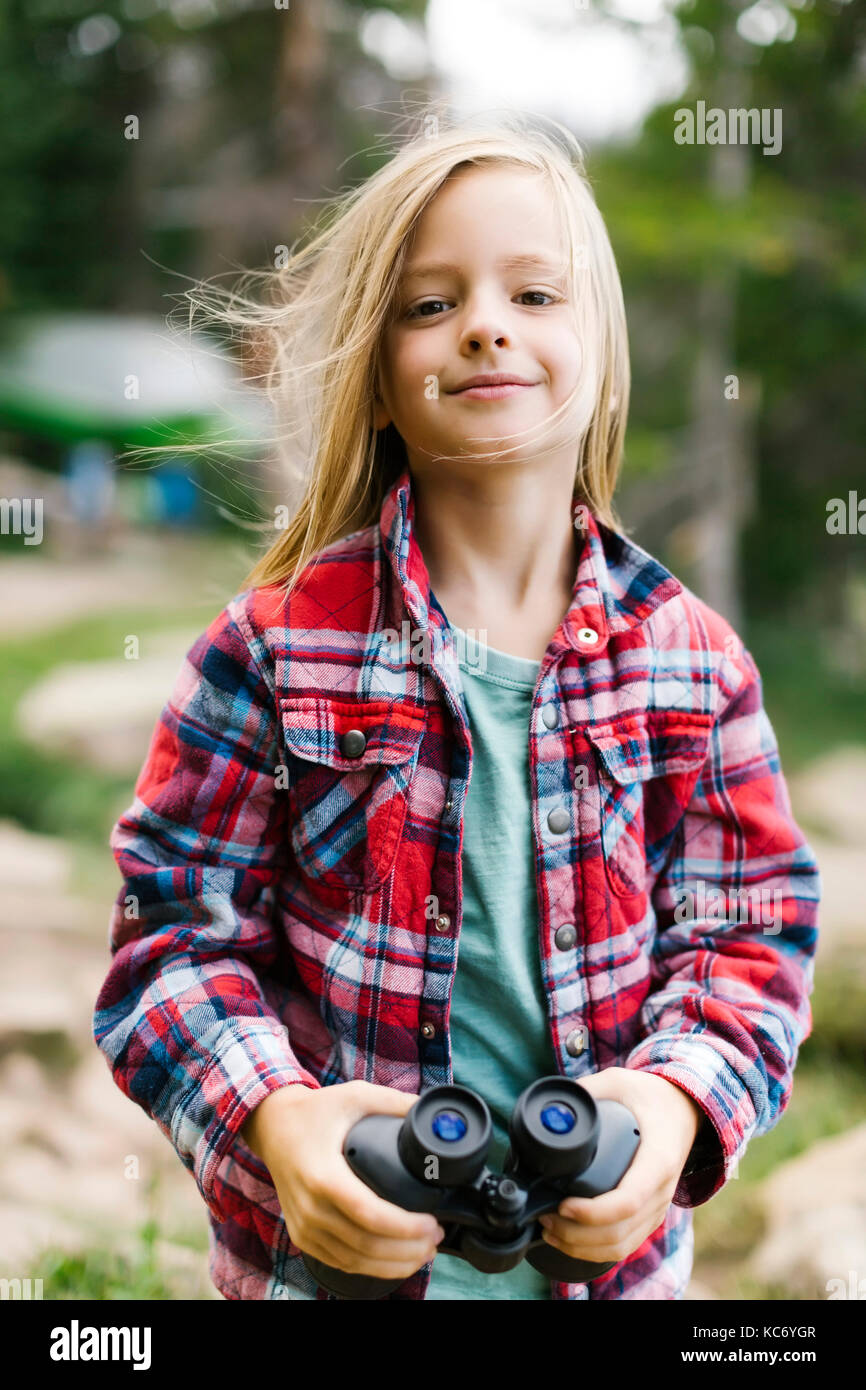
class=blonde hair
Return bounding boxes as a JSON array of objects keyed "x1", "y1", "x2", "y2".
[{"x1": 174, "y1": 105, "x2": 630, "y2": 593}]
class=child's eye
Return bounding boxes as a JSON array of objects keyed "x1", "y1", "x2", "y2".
[
  {"x1": 404, "y1": 289, "x2": 561, "y2": 320},
  {"x1": 406, "y1": 299, "x2": 451, "y2": 319},
  {"x1": 518, "y1": 290, "x2": 560, "y2": 306}
]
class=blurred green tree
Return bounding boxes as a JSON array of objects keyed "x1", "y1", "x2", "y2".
[
  {"x1": 0, "y1": 0, "x2": 429, "y2": 313},
  {"x1": 585, "y1": 0, "x2": 866, "y2": 631}
]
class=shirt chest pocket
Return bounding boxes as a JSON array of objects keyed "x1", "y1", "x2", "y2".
[
  {"x1": 582, "y1": 710, "x2": 714, "y2": 898},
  {"x1": 279, "y1": 696, "x2": 427, "y2": 895}
]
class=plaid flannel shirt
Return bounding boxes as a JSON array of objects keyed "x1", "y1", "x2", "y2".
[{"x1": 93, "y1": 465, "x2": 820, "y2": 1300}]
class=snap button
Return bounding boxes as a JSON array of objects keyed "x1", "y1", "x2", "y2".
[
  {"x1": 434, "y1": 913, "x2": 451, "y2": 933},
  {"x1": 542, "y1": 704, "x2": 559, "y2": 729},
  {"x1": 566, "y1": 1027, "x2": 587, "y2": 1057},
  {"x1": 547, "y1": 807, "x2": 570, "y2": 834},
  {"x1": 420, "y1": 1022, "x2": 436, "y2": 1040},
  {"x1": 340, "y1": 729, "x2": 367, "y2": 758},
  {"x1": 554, "y1": 923, "x2": 577, "y2": 950},
  {"x1": 578, "y1": 627, "x2": 598, "y2": 646},
  {"x1": 444, "y1": 798, "x2": 453, "y2": 812}
]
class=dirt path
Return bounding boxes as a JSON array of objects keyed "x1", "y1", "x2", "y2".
[{"x1": 0, "y1": 529, "x2": 246, "y2": 638}]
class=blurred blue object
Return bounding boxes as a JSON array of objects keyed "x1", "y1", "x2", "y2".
[
  {"x1": 64, "y1": 439, "x2": 116, "y2": 526},
  {"x1": 153, "y1": 461, "x2": 201, "y2": 525}
]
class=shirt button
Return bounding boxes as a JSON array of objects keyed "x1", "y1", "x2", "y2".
[
  {"x1": 554, "y1": 923, "x2": 577, "y2": 950},
  {"x1": 542, "y1": 704, "x2": 559, "y2": 729},
  {"x1": 547, "y1": 807, "x2": 570, "y2": 834},
  {"x1": 578, "y1": 627, "x2": 599, "y2": 646},
  {"x1": 445, "y1": 797, "x2": 453, "y2": 812},
  {"x1": 566, "y1": 1027, "x2": 587, "y2": 1057},
  {"x1": 340, "y1": 729, "x2": 367, "y2": 758},
  {"x1": 434, "y1": 913, "x2": 451, "y2": 932},
  {"x1": 420, "y1": 1022, "x2": 436, "y2": 1040}
]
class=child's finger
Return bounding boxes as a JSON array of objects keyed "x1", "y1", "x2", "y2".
[
  {"x1": 301, "y1": 1223, "x2": 439, "y2": 1280},
  {"x1": 541, "y1": 1200, "x2": 668, "y2": 1259},
  {"x1": 333, "y1": 1170, "x2": 443, "y2": 1244},
  {"x1": 320, "y1": 1187, "x2": 445, "y2": 1252},
  {"x1": 555, "y1": 1140, "x2": 668, "y2": 1227}
]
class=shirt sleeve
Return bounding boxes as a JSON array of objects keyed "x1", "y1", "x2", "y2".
[
  {"x1": 92, "y1": 600, "x2": 321, "y2": 1225},
  {"x1": 624, "y1": 648, "x2": 821, "y2": 1208}
]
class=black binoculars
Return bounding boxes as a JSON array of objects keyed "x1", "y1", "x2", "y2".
[{"x1": 302, "y1": 1075, "x2": 640, "y2": 1299}]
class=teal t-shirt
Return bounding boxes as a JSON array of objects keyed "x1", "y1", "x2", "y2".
[{"x1": 424, "y1": 607, "x2": 557, "y2": 1300}]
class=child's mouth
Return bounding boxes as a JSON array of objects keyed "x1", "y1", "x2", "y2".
[{"x1": 451, "y1": 383, "x2": 537, "y2": 400}]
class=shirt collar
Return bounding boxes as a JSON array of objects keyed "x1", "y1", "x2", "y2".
[{"x1": 378, "y1": 465, "x2": 682, "y2": 655}]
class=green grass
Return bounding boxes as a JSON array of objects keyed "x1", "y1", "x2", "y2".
[
  {"x1": 23, "y1": 1184, "x2": 175, "y2": 1299},
  {"x1": 30, "y1": 1238, "x2": 178, "y2": 1301}
]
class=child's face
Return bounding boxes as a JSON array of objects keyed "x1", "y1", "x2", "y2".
[{"x1": 374, "y1": 164, "x2": 589, "y2": 471}]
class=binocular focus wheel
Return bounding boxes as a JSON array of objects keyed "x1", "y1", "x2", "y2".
[
  {"x1": 508, "y1": 1076, "x2": 599, "y2": 1178},
  {"x1": 398, "y1": 1084, "x2": 492, "y2": 1187}
]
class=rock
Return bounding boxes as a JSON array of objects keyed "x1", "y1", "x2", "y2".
[
  {"x1": 0, "y1": 927, "x2": 106, "y2": 1054},
  {"x1": 797, "y1": 836, "x2": 866, "y2": 958},
  {"x1": 684, "y1": 1276, "x2": 720, "y2": 1300},
  {"x1": 748, "y1": 1124, "x2": 866, "y2": 1299},
  {"x1": 751, "y1": 1207, "x2": 866, "y2": 1299},
  {"x1": 0, "y1": 949, "x2": 82, "y2": 1046},
  {"x1": 0, "y1": 1045, "x2": 209, "y2": 1282},
  {"x1": 0, "y1": 822, "x2": 105, "y2": 934},
  {"x1": 0, "y1": 888, "x2": 99, "y2": 935},
  {"x1": 0, "y1": 1202, "x2": 85, "y2": 1272},
  {"x1": 14, "y1": 632, "x2": 199, "y2": 775},
  {"x1": 0, "y1": 820, "x2": 71, "y2": 890},
  {"x1": 788, "y1": 747, "x2": 866, "y2": 850}
]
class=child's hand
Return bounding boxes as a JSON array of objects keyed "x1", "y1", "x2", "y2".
[
  {"x1": 242, "y1": 1080, "x2": 446, "y2": 1281},
  {"x1": 537, "y1": 1068, "x2": 704, "y2": 1268}
]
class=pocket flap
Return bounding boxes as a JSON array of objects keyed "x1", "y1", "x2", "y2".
[
  {"x1": 280, "y1": 696, "x2": 427, "y2": 770},
  {"x1": 584, "y1": 710, "x2": 714, "y2": 785}
]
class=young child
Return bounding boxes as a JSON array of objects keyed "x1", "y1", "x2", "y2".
[{"x1": 93, "y1": 111, "x2": 820, "y2": 1302}]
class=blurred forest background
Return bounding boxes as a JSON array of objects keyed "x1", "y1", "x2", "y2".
[{"x1": 0, "y1": 0, "x2": 864, "y2": 1301}]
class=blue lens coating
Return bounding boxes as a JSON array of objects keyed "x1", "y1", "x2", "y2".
[
  {"x1": 540, "y1": 1102, "x2": 576, "y2": 1134},
  {"x1": 432, "y1": 1110, "x2": 467, "y2": 1143}
]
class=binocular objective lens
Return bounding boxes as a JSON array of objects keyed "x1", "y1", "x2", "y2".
[
  {"x1": 431, "y1": 1109, "x2": 468, "y2": 1143},
  {"x1": 540, "y1": 1102, "x2": 577, "y2": 1134}
]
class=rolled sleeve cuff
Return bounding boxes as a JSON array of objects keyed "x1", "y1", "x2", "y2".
[
  {"x1": 624, "y1": 1035, "x2": 759, "y2": 1208},
  {"x1": 172, "y1": 1021, "x2": 322, "y2": 1224}
]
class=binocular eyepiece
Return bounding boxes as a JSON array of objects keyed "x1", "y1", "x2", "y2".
[{"x1": 398, "y1": 1076, "x2": 600, "y2": 1185}]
